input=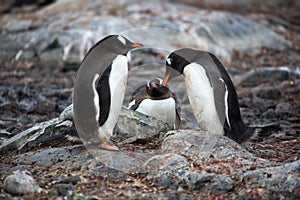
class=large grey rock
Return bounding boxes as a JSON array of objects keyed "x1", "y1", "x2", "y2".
[
  {"x1": 233, "y1": 66, "x2": 300, "y2": 86},
  {"x1": 3, "y1": 171, "x2": 41, "y2": 195},
  {"x1": 173, "y1": 0, "x2": 300, "y2": 9},
  {"x1": 113, "y1": 107, "x2": 171, "y2": 142},
  {"x1": 140, "y1": 154, "x2": 191, "y2": 189},
  {"x1": 161, "y1": 130, "x2": 274, "y2": 173},
  {"x1": 240, "y1": 160, "x2": 300, "y2": 199},
  {"x1": 141, "y1": 154, "x2": 190, "y2": 174},
  {"x1": 0, "y1": 104, "x2": 170, "y2": 156},
  {"x1": 0, "y1": 117, "x2": 66, "y2": 156},
  {"x1": 1, "y1": 0, "x2": 291, "y2": 67}
]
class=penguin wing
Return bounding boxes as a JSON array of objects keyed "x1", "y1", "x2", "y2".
[
  {"x1": 128, "y1": 84, "x2": 148, "y2": 110},
  {"x1": 214, "y1": 77, "x2": 230, "y2": 131},
  {"x1": 96, "y1": 64, "x2": 112, "y2": 126},
  {"x1": 171, "y1": 92, "x2": 181, "y2": 129},
  {"x1": 208, "y1": 53, "x2": 241, "y2": 133}
]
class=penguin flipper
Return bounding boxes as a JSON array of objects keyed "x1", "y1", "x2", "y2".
[
  {"x1": 96, "y1": 65, "x2": 112, "y2": 126},
  {"x1": 128, "y1": 84, "x2": 148, "y2": 110},
  {"x1": 172, "y1": 92, "x2": 181, "y2": 129}
]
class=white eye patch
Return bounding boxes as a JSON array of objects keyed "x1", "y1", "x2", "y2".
[
  {"x1": 166, "y1": 58, "x2": 171, "y2": 65},
  {"x1": 117, "y1": 35, "x2": 126, "y2": 45}
]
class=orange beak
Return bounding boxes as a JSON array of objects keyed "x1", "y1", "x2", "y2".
[
  {"x1": 151, "y1": 83, "x2": 158, "y2": 88},
  {"x1": 131, "y1": 43, "x2": 143, "y2": 48},
  {"x1": 162, "y1": 72, "x2": 170, "y2": 86}
]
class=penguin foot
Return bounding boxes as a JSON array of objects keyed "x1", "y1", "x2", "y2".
[{"x1": 100, "y1": 142, "x2": 119, "y2": 151}]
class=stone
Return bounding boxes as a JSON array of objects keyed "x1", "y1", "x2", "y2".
[
  {"x1": 0, "y1": 104, "x2": 170, "y2": 155},
  {"x1": 0, "y1": 117, "x2": 63, "y2": 156},
  {"x1": 1, "y1": 0, "x2": 292, "y2": 67},
  {"x1": 113, "y1": 107, "x2": 171, "y2": 142},
  {"x1": 216, "y1": 174, "x2": 234, "y2": 192},
  {"x1": 253, "y1": 87, "x2": 282, "y2": 100},
  {"x1": 176, "y1": 170, "x2": 215, "y2": 191},
  {"x1": 160, "y1": 130, "x2": 221, "y2": 159},
  {"x1": 241, "y1": 160, "x2": 300, "y2": 199},
  {"x1": 234, "y1": 66, "x2": 300, "y2": 86},
  {"x1": 141, "y1": 154, "x2": 190, "y2": 174},
  {"x1": 275, "y1": 102, "x2": 292, "y2": 115},
  {"x1": 50, "y1": 183, "x2": 75, "y2": 197},
  {"x1": 161, "y1": 130, "x2": 274, "y2": 174},
  {"x1": 3, "y1": 171, "x2": 41, "y2": 195},
  {"x1": 58, "y1": 175, "x2": 81, "y2": 185}
]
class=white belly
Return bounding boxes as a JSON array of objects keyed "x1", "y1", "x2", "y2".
[
  {"x1": 184, "y1": 63, "x2": 224, "y2": 135},
  {"x1": 136, "y1": 98, "x2": 176, "y2": 128},
  {"x1": 99, "y1": 55, "x2": 128, "y2": 140}
]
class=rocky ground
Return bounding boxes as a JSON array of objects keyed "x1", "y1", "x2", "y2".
[{"x1": 0, "y1": 0, "x2": 300, "y2": 199}]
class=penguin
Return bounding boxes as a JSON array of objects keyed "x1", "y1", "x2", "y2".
[
  {"x1": 163, "y1": 48, "x2": 254, "y2": 143},
  {"x1": 128, "y1": 78, "x2": 181, "y2": 129},
  {"x1": 73, "y1": 35, "x2": 142, "y2": 151}
]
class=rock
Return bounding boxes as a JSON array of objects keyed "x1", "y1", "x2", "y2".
[
  {"x1": 0, "y1": 104, "x2": 170, "y2": 155},
  {"x1": 275, "y1": 102, "x2": 292, "y2": 115},
  {"x1": 173, "y1": 0, "x2": 300, "y2": 9},
  {"x1": 0, "y1": 117, "x2": 63, "y2": 156},
  {"x1": 252, "y1": 87, "x2": 282, "y2": 100},
  {"x1": 89, "y1": 148, "x2": 154, "y2": 173},
  {"x1": 113, "y1": 107, "x2": 171, "y2": 142},
  {"x1": 59, "y1": 104, "x2": 73, "y2": 121},
  {"x1": 216, "y1": 174, "x2": 234, "y2": 192},
  {"x1": 240, "y1": 159, "x2": 300, "y2": 199},
  {"x1": 141, "y1": 154, "x2": 190, "y2": 174},
  {"x1": 234, "y1": 66, "x2": 300, "y2": 86},
  {"x1": 2, "y1": 0, "x2": 56, "y2": 13},
  {"x1": 58, "y1": 175, "x2": 81, "y2": 185},
  {"x1": 160, "y1": 130, "x2": 221, "y2": 159},
  {"x1": 14, "y1": 145, "x2": 87, "y2": 167},
  {"x1": 161, "y1": 130, "x2": 273, "y2": 173},
  {"x1": 176, "y1": 170, "x2": 215, "y2": 191},
  {"x1": 0, "y1": 193, "x2": 13, "y2": 200},
  {"x1": 50, "y1": 183, "x2": 74, "y2": 197},
  {"x1": 1, "y1": 0, "x2": 291, "y2": 67},
  {"x1": 141, "y1": 154, "x2": 190, "y2": 189},
  {"x1": 59, "y1": 104, "x2": 171, "y2": 142},
  {"x1": 3, "y1": 171, "x2": 41, "y2": 195}
]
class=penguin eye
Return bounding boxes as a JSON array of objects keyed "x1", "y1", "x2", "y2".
[
  {"x1": 117, "y1": 35, "x2": 126, "y2": 45},
  {"x1": 166, "y1": 58, "x2": 172, "y2": 65}
]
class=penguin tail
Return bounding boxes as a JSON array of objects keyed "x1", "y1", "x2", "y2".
[{"x1": 249, "y1": 123, "x2": 282, "y2": 142}]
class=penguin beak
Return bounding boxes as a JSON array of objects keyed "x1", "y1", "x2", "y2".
[
  {"x1": 162, "y1": 72, "x2": 170, "y2": 86},
  {"x1": 151, "y1": 83, "x2": 158, "y2": 88},
  {"x1": 131, "y1": 43, "x2": 143, "y2": 48}
]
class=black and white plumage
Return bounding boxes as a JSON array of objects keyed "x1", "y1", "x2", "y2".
[
  {"x1": 163, "y1": 48, "x2": 253, "y2": 143},
  {"x1": 128, "y1": 78, "x2": 181, "y2": 129},
  {"x1": 73, "y1": 35, "x2": 142, "y2": 150}
]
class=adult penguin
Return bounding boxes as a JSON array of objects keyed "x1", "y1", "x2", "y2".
[
  {"x1": 73, "y1": 35, "x2": 142, "y2": 150},
  {"x1": 128, "y1": 78, "x2": 181, "y2": 129},
  {"x1": 163, "y1": 48, "x2": 253, "y2": 143}
]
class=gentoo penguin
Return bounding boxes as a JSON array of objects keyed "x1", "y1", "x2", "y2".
[
  {"x1": 128, "y1": 78, "x2": 181, "y2": 129},
  {"x1": 163, "y1": 48, "x2": 253, "y2": 143},
  {"x1": 73, "y1": 35, "x2": 142, "y2": 151}
]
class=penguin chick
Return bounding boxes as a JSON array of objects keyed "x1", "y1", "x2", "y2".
[{"x1": 128, "y1": 78, "x2": 181, "y2": 129}]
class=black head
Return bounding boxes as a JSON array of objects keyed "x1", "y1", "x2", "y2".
[
  {"x1": 146, "y1": 78, "x2": 169, "y2": 97},
  {"x1": 163, "y1": 49, "x2": 191, "y2": 86},
  {"x1": 89, "y1": 35, "x2": 143, "y2": 56}
]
